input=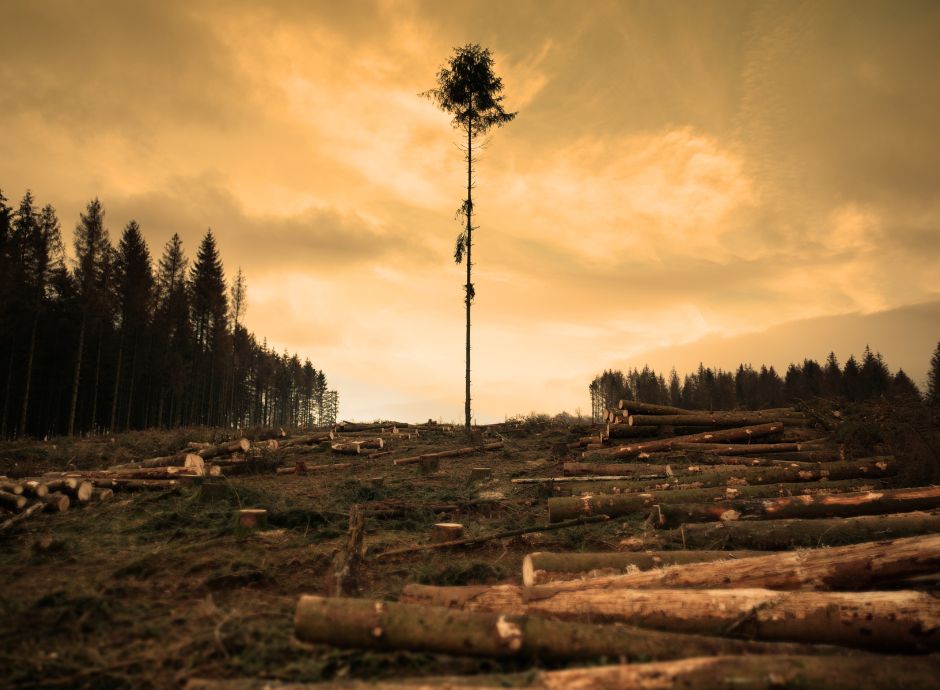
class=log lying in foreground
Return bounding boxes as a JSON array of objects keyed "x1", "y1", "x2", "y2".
[
  {"x1": 196, "y1": 438, "x2": 250, "y2": 459},
  {"x1": 404, "y1": 582, "x2": 940, "y2": 653},
  {"x1": 533, "y1": 655, "x2": 940, "y2": 690},
  {"x1": 0, "y1": 500, "x2": 43, "y2": 529},
  {"x1": 629, "y1": 412, "x2": 806, "y2": 427},
  {"x1": 85, "y1": 478, "x2": 181, "y2": 492},
  {"x1": 41, "y1": 492, "x2": 70, "y2": 512},
  {"x1": 393, "y1": 442, "x2": 503, "y2": 466},
  {"x1": 656, "y1": 485, "x2": 940, "y2": 528},
  {"x1": 547, "y1": 477, "x2": 887, "y2": 522},
  {"x1": 528, "y1": 533, "x2": 940, "y2": 592},
  {"x1": 648, "y1": 510, "x2": 940, "y2": 550},
  {"x1": 293, "y1": 595, "x2": 837, "y2": 661},
  {"x1": 0, "y1": 490, "x2": 27, "y2": 511},
  {"x1": 672, "y1": 441, "x2": 830, "y2": 456},
  {"x1": 0, "y1": 479, "x2": 23, "y2": 494},
  {"x1": 521, "y1": 551, "x2": 765, "y2": 586},
  {"x1": 21, "y1": 480, "x2": 48, "y2": 498},
  {"x1": 45, "y1": 478, "x2": 93, "y2": 502},
  {"x1": 589, "y1": 423, "x2": 784, "y2": 459}
]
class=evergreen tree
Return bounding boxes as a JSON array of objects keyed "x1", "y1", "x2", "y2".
[
  {"x1": 823, "y1": 352, "x2": 842, "y2": 397},
  {"x1": 890, "y1": 369, "x2": 921, "y2": 401},
  {"x1": 927, "y1": 342, "x2": 940, "y2": 407},
  {"x1": 189, "y1": 229, "x2": 227, "y2": 425}
]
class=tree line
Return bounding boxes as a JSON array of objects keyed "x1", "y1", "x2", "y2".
[
  {"x1": 0, "y1": 189, "x2": 337, "y2": 439},
  {"x1": 589, "y1": 344, "x2": 940, "y2": 422}
]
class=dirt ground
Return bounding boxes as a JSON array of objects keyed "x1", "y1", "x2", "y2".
[{"x1": 1, "y1": 422, "x2": 630, "y2": 689}]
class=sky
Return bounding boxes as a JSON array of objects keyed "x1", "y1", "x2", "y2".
[{"x1": 2, "y1": 0, "x2": 939, "y2": 422}]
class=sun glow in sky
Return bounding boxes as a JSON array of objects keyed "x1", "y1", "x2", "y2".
[{"x1": 2, "y1": 0, "x2": 939, "y2": 422}]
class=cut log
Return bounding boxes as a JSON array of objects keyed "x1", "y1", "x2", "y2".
[
  {"x1": 649, "y1": 510, "x2": 940, "y2": 550},
  {"x1": 432, "y1": 523, "x2": 464, "y2": 542},
  {"x1": 563, "y1": 462, "x2": 677, "y2": 476},
  {"x1": 52, "y1": 467, "x2": 207, "y2": 480},
  {"x1": 534, "y1": 655, "x2": 940, "y2": 690},
  {"x1": 40, "y1": 492, "x2": 70, "y2": 512},
  {"x1": 513, "y1": 474, "x2": 666, "y2": 484},
  {"x1": 469, "y1": 467, "x2": 493, "y2": 482},
  {"x1": 617, "y1": 400, "x2": 692, "y2": 414},
  {"x1": 186, "y1": 441, "x2": 212, "y2": 450},
  {"x1": 294, "y1": 595, "x2": 838, "y2": 661},
  {"x1": 197, "y1": 438, "x2": 250, "y2": 459},
  {"x1": 588, "y1": 423, "x2": 784, "y2": 459},
  {"x1": 526, "y1": 533, "x2": 940, "y2": 592},
  {"x1": 656, "y1": 485, "x2": 940, "y2": 528},
  {"x1": 119, "y1": 451, "x2": 203, "y2": 470},
  {"x1": 547, "y1": 477, "x2": 888, "y2": 522},
  {"x1": 629, "y1": 412, "x2": 807, "y2": 427},
  {"x1": 0, "y1": 500, "x2": 43, "y2": 530},
  {"x1": 672, "y1": 441, "x2": 832, "y2": 456},
  {"x1": 606, "y1": 424, "x2": 659, "y2": 439},
  {"x1": 45, "y1": 478, "x2": 93, "y2": 502},
  {"x1": 277, "y1": 432, "x2": 334, "y2": 448},
  {"x1": 91, "y1": 487, "x2": 114, "y2": 502},
  {"x1": 21, "y1": 480, "x2": 49, "y2": 498},
  {"x1": 402, "y1": 582, "x2": 939, "y2": 653},
  {"x1": 0, "y1": 480, "x2": 23, "y2": 495},
  {"x1": 393, "y1": 442, "x2": 503, "y2": 466},
  {"x1": 372, "y1": 515, "x2": 610, "y2": 559},
  {"x1": 331, "y1": 442, "x2": 363, "y2": 455},
  {"x1": 237, "y1": 508, "x2": 267, "y2": 529},
  {"x1": 0, "y1": 490, "x2": 28, "y2": 511},
  {"x1": 86, "y1": 478, "x2": 180, "y2": 492},
  {"x1": 521, "y1": 551, "x2": 765, "y2": 586}
]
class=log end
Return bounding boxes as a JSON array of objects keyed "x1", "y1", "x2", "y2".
[
  {"x1": 238, "y1": 508, "x2": 268, "y2": 530},
  {"x1": 432, "y1": 523, "x2": 464, "y2": 542}
]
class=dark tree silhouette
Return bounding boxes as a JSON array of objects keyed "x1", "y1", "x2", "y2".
[
  {"x1": 928, "y1": 341, "x2": 940, "y2": 407},
  {"x1": 423, "y1": 43, "x2": 515, "y2": 432}
]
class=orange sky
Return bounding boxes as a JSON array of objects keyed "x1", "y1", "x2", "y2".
[{"x1": 2, "y1": 0, "x2": 939, "y2": 422}]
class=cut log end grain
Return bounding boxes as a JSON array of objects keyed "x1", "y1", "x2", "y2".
[
  {"x1": 0, "y1": 480, "x2": 24, "y2": 495},
  {"x1": 41, "y1": 492, "x2": 70, "y2": 512},
  {"x1": 470, "y1": 467, "x2": 493, "y2": 482},
  {"x1": 432, "y1": 523, "x2": 464, "y2": 542},
  {"x1": 0, "y1": 490, "x2": 28, "y2": 511},
  {"x1": 238, "y1": 508, "x2": 268, "y2": 529},
  {"x1": 22, "y1": 480, "x2": 49, "y2": 498},
  {"x1": 91, "y1": 487, "x2": 114, "y2": 502}
]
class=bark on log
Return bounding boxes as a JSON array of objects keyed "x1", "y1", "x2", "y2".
[
  {"x1": 649, "y1": 510, "x2": 940, "y2": 551},
  {"x1": 91, "y1": 487, "x2": 114, "y2": 501},
  {"x1": 564, "y1": 462, "x2": 677, "y2": 476},
  {"x1": 277, "y1": 432, "x2": 334, "y2": 448},
  {"x1": 293, "y1": 595, "x2": 837, "y2": 662},
  {"x1": 393, "y1": 442, "x2": 504, "y2": 466},
  {"x1": 672, "y1": 441, "x2": 833, "y2": 456},
  {"x1": 630, "y1": 412, "x2": 807, "y2": 427},
  {"x1": 656, "y1": 485, "x2": 940, "y2": 528},
  {"x1": 55, "y1": 466, "x2": 208, "y2": 480},
  {"x1": 41, "y1": 492, "x2": 70, "y2": 512},
  {"x1": 0, "y1": 480, "x2": 23, "y2": 495},
  {"x1": 0, "y1": 490, "x2": 27, "y2": 511},
  {"x1": 85, "y1": 478, "x2": 180, "y2": 492},
  {"x1": 197, "y1": 438, "x2": 250, "y2": 459},
  {"x1": 548, "y1": 475, "x2": 890, "y2": 522},
  {"x1": 402, "y1": 582, "x2": 939, "y2": 653},
  {"x1": 589, "y1": 423, "x2": 784, "y2": 459},
  {"x1": 526, "y1": 532, "x2": 940, "y2": 592},
  {"x1": 0, "y1": 500, "x2": 43, "y2": 530},
  {"x1": 521, "y1": 551, "x2": 764, "y2": 586},
  {"x1": 331, "y1": 442, "x2": 364, "y2": 455},
  {"x1": 606, "y1": 424, "x2": 659, "y2": 439},
  {"x1": 617, "y1": 400, "x2": 692, "y2": 414},
  {"x1": 533, "y1": 655, "x2": 940, "y2": 690},
  {"x1": 122, "y1": 451, "x2": 204, "y2": 470},
  {"x1": 513, "y1": 474, "x2": 667, "y2": 485}
]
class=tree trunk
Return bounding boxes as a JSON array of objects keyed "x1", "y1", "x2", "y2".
[
  {"x1": 0, "y1": 501, "x2": 43, "y2": 530},
  {"x1": 68, "y1": 312, "x2": 86, "y2": 436},
  {"x1": 527, "y1": 533, "x2": 940, "y2": 592},
  {"x1": 647, "y1": 510, "x2": 940, "y2": 551},
  {"x1": 278, "y1": 432, "x2": 333, "y2": 448},
  {"x1": 109, "y1": 328, "x2": 124, "y2": 432},
  {"x1": 90, "y1": 320, "x2": 103, "y2": 432},
  {"x1": 328, "y1": 504, "x2": 365, "y2": 597},
  {"x1": 393, "y1": 442, "x2": 502, "y2": 466},
  {"x1": 0, "y1": 490, "x2": 27, "y2": 511},
  {"x1": 192, "y1": 438, "x2": 249, "y2": 459},
  {"x1": 589, "y1": 423, "x2": 784, "y2": 459},
  {"x1": 19, "y1": 307, "x2": 40, "y2": 437},
  {"x1": 44, "y1": 478, "x2": 93, "y2": 502},
  {"x1": 293, "y1": 596, "x2": 838, "y2": 662},
  {"x1": 40, "y1": 492, "x2": 70, "y2": 512},
  {"x1": 464, "y1": 123, "x2": 472, "y2": 433},
  {"x1": 672, "y1": 441, "x2": 830, "y2": 456},
  {"x1": 617, "y1": 400, "x2": 692, "y2": 414},
  {"x1": 533, "y1": 655, "x2": 940, "y2": 690},
  {"x1": 606, "y1": 424, "x2": 659, "y2": 439},
  {"x1": 656, "y1": 485, "x2": 940, "y2": 528},
  {"x1": 521, "y1": 550, "x2": 764, "y2": 586},
  {"x1": 629, "y1": 412, "x2": 807, "y2": 427}
]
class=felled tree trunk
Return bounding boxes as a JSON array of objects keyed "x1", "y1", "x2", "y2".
[
  {"x1": 629, "y1": 412, "x2": 807, "y2": 427},
  {"x1": 547, "y1": 477, "x2": 887, "y2": 522},
  {"x1": 40, "y1": 492, "x2": 70, "y2": 512},
  {"x1": 606, "y1": 424, "x2": 659, "y2": 439},
  {"x1": 647, "y1": 510, "x2": 940, "y2": 550},
  {"x1": 277, "y1": 432, "x2": 334, "y2": 448},
  {"x1": 521, "y1": 551, "x2": 764, "y2": 586},
  {"x1": 293, "y1": 595, "x2": 837, "y2": 661},
  {"x1": 527, "y1": 533, "x2": 940, "y2": 592},
  {"x1": 196, "y1": 438, "x2": 250, "y2": 459},
  {"x1": 617, "y1": 401, "x2": 691, "y2": 414},
  {"x1": 0, "y1": 500, "x2": 43, "y2": 530},
  {"x1": 656, "y1": 485, "x2": 940, "y2": 528},
  {"x1": 0, "y1": 490, "x2": 27, "y2": 511},
  {"x1": 533, "y1": 655, "x2": 940, "y2": 690},
  {"x1": 672, "y1": 441, "x2": 832, "y2": 456},
  {"x1": 589, "y1": 423, "x2": 784, "y2": 459},
  {"x1": 393, "y1": 442, "x2": 503, "y2": 466},
  {"x1": 45, "y1": 478, "x2": 93, "y2": 502}
]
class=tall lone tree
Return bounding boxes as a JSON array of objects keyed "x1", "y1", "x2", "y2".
[
  {"x1": 423, "y1": 43, "x2": 515, "y2": 432},
  {"x1": 927, "y1": 341, "x2": 940, "y2": 407}
]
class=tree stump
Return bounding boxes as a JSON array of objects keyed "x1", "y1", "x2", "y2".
[
  {"x1": 419, "y1": 457, "x2": 440, "y2": 475},
  {"x1": 238, "y1": 508, "x2": 267, "y2": 529},
  {"x1": 432, "y1": 523, "x2": 465, "y2": 542},
  {"x1": 470, "y1": 467, "x2": 493, "y2": 482}
]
